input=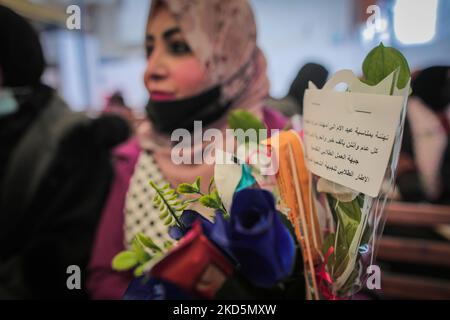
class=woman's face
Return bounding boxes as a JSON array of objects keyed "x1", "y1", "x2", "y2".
[{"x1": 144, "y1": 5, "x2": 208, "y2": 101}]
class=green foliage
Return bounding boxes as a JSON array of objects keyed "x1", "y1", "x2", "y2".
[
  {"x1": 150, "y1": 180, "x2": 186, "y2": 228},
  {"x1": 137, "y1": 232, "x2": 161, "y2": 252},
  {"x1": 111, "y1": 232, "x2": 166, "y2": 277},
  {"x1": 177, "y1": 176, "x2": 228, "y2": 216},
  {"x1": 228, "y1": 109, "x2": 265, "y2": 132},
  {"x1": 177, "y1": 183, "x2": 199, "y2": 195},
  {"x1": 326, "y1": 195, "x2": 363, "y2": 280},
  {"x1": 111, "y1": 251, "x2": 138, "y2": 271},
  {"x1": 228, "y1": 109, "x2": 266, "y2": 143},
  {"x1": 362, "y1": 42, "x2": 411, "y2": 91}
]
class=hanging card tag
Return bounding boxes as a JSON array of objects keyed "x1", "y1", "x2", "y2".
[{"x1": 303, "y1": 70, "x2": 410, "y2": 197}]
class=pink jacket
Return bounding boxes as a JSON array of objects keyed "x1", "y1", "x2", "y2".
[{"x1": 87, "y1": 107, "x2": 288, "y2": 299}]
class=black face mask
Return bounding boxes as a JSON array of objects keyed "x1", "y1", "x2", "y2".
[{"x1": 146, "y1": 86, "x2": 231, "y2": 134}]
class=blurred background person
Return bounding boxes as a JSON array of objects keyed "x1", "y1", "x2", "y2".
[
  {"x1": 102, "y1": 90, "x2": 136, "y2": 131},
  {"x1": 1, "y1": 0, "x2": 447, "y2": 120},
  {"x1": 397, "y1": 66, "x2": 450, "y2": 204},
  {"x1": 0, "y1": 5, "x2": 129, "y2": 299},
  {"x1": 267, "y1": 62, "x2": 329, "y2": 117}
]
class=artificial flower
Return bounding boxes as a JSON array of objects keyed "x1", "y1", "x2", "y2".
[{"x1": 209, "y1": 189, "x2": 296, "y2": 287}]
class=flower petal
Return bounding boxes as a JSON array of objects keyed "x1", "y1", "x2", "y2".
[{"x1": 217, "y1": 189, "x2": 296, "y2": 287}]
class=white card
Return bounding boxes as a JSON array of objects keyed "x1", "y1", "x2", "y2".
[{"x1": 303, "y1": 70, "x2": 410, "y2": 197}]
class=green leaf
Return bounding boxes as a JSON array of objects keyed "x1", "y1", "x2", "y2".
[
  {"x1": 177, "y1": 183, "x2": 198, "y2": 194},
  {"x1": 153, "y1": 196, "x2": 161, "y2": 205},
  {"x1": 338, "y1": 263, "x2": 360, "y2": 295},
  {"x1": 136, "y1": 233, "x2": 161, "y2": 252},
  {"x1": 163, "y1": 241, "x2": 173, "y2": 250},
  {"x1": 211, "y1": 189, "x2": 222, "y2": 206},
  {"x1": 132, "y1": 238, "x2": 151, "y2": 264},
  {"x1": 335, "y1": 205, "x2": 359, "y2": 248},
  {"x1": 159, "y1": 209, "x2": 169, "y2": 219},
  {"x1": 149, "y1": 180, "x2": 158, "y2": 189},
  {"x1": 183, "y1": 199, "x2": 198, "y2": 205},
  {"x1": 362, "y1": 42, "x2": 411, "y2": 90},
  {"x1": 322, "y1": 233, "x2": 335, "y2": 256},
  {"x1": 133, "y1": 264, "x2": 145, "y2": 277},
  {"x1": 165, "y1": 189, "x2": 175, "y2": 196},
  {"x1": 150, "y1": 180, "x2": 184, "y2": 229},
  {"x1": 228, "y1": 110, "x2": 265, "y2": 144},
  {"x1": 194, "y1": 177, "x2": 201, "y2": 191},
  {"x1": 322, "y1": 233, "x2": 336, "y2": 271},
  {"x1": 162, "y1": 183, "x2": 170, "y2": 190},
  {"x1": 199, "y1": 195, "x2": 219, "y2": 209},
  {"x1": 338, "y1": 199, "x2": 362, "y2": 223},
  {"x1": 333, "y1": 253, "x2": 350, "y2": 279},
  {"x1": 329, "y1": 197, "x2": 365, "y2": 280},
  {"x1": 208, "y1": 176, "x2": 215, "y2": 193},
  {"x1": 172, "y1": 200, "x2": 183, "y2": 206},
  {"x1": 228, "y1": 110, "x2": 265, "y2": 131},
  {"x1": 164, "y1": 216, "x2": 173, "y2": 225},
  {"x1": 111, "y1": 251, "x2": 138, "y2": 271}
]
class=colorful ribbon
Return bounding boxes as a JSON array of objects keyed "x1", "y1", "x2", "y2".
[{"x1": 316, "y1": 246, "x2": 342, "y2": 300}]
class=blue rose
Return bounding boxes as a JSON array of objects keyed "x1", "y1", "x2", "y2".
[{"x1": 209, "y1": 189, "x2": 296, "y2": 288}]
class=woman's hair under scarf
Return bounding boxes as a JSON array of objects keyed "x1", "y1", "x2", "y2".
[
  {"x1": 0, "y1": 5, "x2": 45, "y2": 87},
  {"x1": 138, "y1": 0, "x2": 270, "y2": 191}
]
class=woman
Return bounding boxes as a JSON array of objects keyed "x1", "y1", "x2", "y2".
[{"x1": 87, "y1": 0, "x2": 287, "y2": 299}]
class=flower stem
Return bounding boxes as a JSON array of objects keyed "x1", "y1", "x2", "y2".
[{"x1": 150, "y1": 181, "x2": 185, "y2": 230}]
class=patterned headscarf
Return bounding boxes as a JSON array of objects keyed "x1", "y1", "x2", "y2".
[{"x1": 138, "y1": 0, "x2": 270, "y2": 191}]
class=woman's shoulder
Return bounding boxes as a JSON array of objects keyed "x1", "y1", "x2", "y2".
[
  {"x1": 114, "y1": 136, "x2": 141, "y2": 159},
  {"x1": 111, "y1": 137, "x2": 142, "y2": 180}
]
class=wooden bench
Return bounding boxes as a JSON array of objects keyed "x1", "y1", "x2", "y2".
[{"x1": 376, "y1": 202, "x2": 450, "y2": 299}]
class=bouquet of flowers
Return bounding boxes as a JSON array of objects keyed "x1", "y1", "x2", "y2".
[
  {"x1": 111, "y1": 114, "x2": 306, "y2": 299},
  {"x1": 112, "y1": 174, "x2": 304, "y2": 300},
  {"x1": 111, "y1": 43, "x2": 411, "y2": 300},
  {"x1": 298, "y1": 43, "x2": 411, "y2": 299}
]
